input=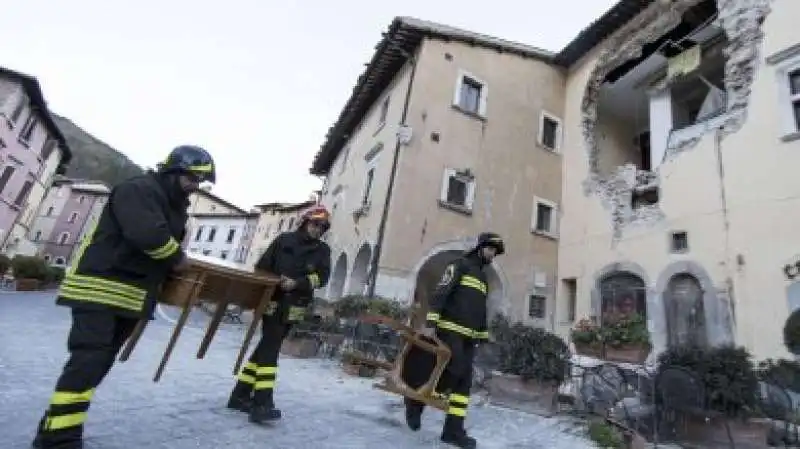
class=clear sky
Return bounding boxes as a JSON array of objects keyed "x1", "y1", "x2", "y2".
[{"x1": 1, "y1": 1, "x2": 616, "y2": 210}]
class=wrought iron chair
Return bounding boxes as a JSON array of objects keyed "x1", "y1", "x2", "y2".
[{"x1": 757, "y1": 379, "x2": 798, "y2": 446}]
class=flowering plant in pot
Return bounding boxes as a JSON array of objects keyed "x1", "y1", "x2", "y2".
[
  {"x1": 570, "y1": 318, "x2": 604, "y2": 359},
  {"x1": 601, "y1": 313, "x2": 651, "y2": 364}
]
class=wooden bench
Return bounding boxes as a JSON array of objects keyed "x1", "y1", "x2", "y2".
[
  {"x1": 351, "y1": 315, "x2": 452, "y2": 411},
  {"x1": 117, "y1": 256, "x2": 279, "y2": 382}
]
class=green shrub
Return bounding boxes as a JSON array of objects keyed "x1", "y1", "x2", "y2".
[
  {"x1": 490, "y1": 314, "x2": 570, "y2": 384},
  {"x1": 45, "y1": 266, "x2": 66, "y2": 284},
  {"x1": 784, "y1": 309, "x2": 800, "y2": 355},
  {"x1": 11, "y1": 255, "x2": 49, "y2": 281},
  {"x1": 587, "y1": 420, "x2": 624, "y2": 448},
  {"x1": 758, "y1": 358, "x2": 800, "y2": 392},
  {"x1": 0, "y1": 253, "x2": 11, "y2": 275},
  {"x1": 333, "y1": 295, "x2": 409, "y2": 321}
]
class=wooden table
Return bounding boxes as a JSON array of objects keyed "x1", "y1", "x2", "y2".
[{"x1": 117, "y1": 256, "x2": 280, "y2": 382}]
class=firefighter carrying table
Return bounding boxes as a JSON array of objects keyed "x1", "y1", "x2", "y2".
[{"x1": 117, "y1": 254, "x2": 280, "y2": 382}]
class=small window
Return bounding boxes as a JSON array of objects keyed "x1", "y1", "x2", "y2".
[
  {"x1": 33, "y1": 230, "x2": 42, "y2": 241},
  {"x1": 670, "y1": 231, "x2": 689, "y2": 253},
  {"x1": 207, "y1": 227, "x2": 217, "y2": 242},
  {"x1": 19, "y1": 115, "x2": 37, "y2": 145},
  {"x1": 194, "y1": 226, "x2": 204, "y2": 241},
  {"x1": 0, "y1": 166, "x2": 16, "y2": 194},
  {"x1": 78, "y1": 195, "x2": 86, "y2": 204},
  {"x1": 220, "y1": 250, "x2": 229, "y2": 260},
  {"x1": 68, "y1": 212, "x2": 78, "y2": 223},
  {"x1": 532, "y1": 197, "x2": 558, "y2": 236},
  {"x1": 378, "y1": 96, "x2": 390, "y2": 127},
  {"x1": 226, "y1": 228, "x2": 236, "y2": 243},
  {"x1": 41, "y1": 139, "x2": 57, "y2": 160},
  {"x1": 278, "y1": 218, "x2": 284, "y2": 231},
  {"x1": 538, "y1": 112, "x2": 562, "y2": 151},
  {"x1": 14, "y1": 180, "x2": 33, "y2": 207},
  {"x1": 288, "y1": 217, "x2": 295, "y2": 230},
  {"x1": 58, "y1": 232, "x2": 69, "y2": 245},
  {"x1": 54, "y1": 257, "x2": 66, "y2": 266},
  {"x1": 338, "y1": 146, "x2": 350, "y2": 175},
  {"x1": 439, "y1": 168, "x2": 476, "y2": 213},
  {"x1": 528, "y1": 295, "x2": 547, "y2": 319},
  {"x1": 453, "y1": 71, "x2": 487, "y2": 117},
  {"x1": 362, "y1": 167, "x2": 375, "y2": 206},
  {"x1": 10, "y1": 95, "x2": 26, "y2": 123},
  {"x1": 202, "y1": 249, "x2": 212, "y2": 256},
  {"x1": 789, "y1": 69, "x2": 800, "y2": 132},
  {"x1": 46, "y1": 206, "x2": 54, "y2": 216},
  {"x1": 562, "y1": 278, "x2": 577, "y2": 322},
  {"x1": 43, "y1": 254, "x2": 51, "y2": 262}
]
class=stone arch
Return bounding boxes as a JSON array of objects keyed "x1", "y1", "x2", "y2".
[
  {"x1": 347, "y1": 243, "x2": 372, "y2": 296},
  {"x1": 591, "y1": 261, "x2": 651, "y2": 319},
  {"x1": 327, "y1": 252, "x2": 348, "y2": 300},
  {"x1": 654, "y1": 260, "x2": 732, "y2": 350},
  {"x1": 406, "y1": 238, "x2": 509, "y2": 328}
]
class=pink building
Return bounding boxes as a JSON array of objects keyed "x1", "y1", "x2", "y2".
[
  {"x1": 32, "y1": 177, "x2": 109, "y2": 266},
  {"x1": 0, "y1": 67, "x2": 72, "y2": 248}
]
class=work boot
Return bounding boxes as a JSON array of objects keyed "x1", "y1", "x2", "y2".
[
  {"x1": 441, "y1": 415, "x2": 477, "y2": 448},
  {"x1": 249, "y1": 404, "x2": 282, "y2": 424},
  {"x1": 404, "y1": 398, "x2": 423, "y2": 431},
  {"x1": 226, "y1": 383, "x2": 253, "y2": 413}
]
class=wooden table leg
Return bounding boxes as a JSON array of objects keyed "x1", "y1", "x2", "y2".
[
  {"x1": 153, "y1": 274, "x2": 205, "y2": 382},
  {"x1": 232, "y1": 285, "x2": 275, "y2": 375},
  {"x1": 196, "y1": 281, "x2": 234, "y2": 359},
  {"x1": 118, "y1": 318, "x2": 148, "y2": 362}
]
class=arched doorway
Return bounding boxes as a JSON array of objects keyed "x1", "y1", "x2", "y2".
[
  {"x1": 410, "y1": 249, "x2": 504, "y2": 329},
  {"x1": 328, "y1": 253, "x2": 347, "y2": 300},
  {"x1": 348, "y1": 243, "x2": 371, "y2": 296},
  {"x1": 664, "y1": 273, "x2": 706, "y2": 348},
  {"x1": 599, "y1": 272, "x2": 647, "y2": 324}
]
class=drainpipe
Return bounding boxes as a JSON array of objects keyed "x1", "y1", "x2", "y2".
[{"x1": 365, "y1": 45, "x2": 419, "y2": 298}]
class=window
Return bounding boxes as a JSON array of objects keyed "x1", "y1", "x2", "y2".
[
  {"x1": 362, "y1": 167, "x2": 375, "y2": 207},
  {"x1": 10, "y1": 95, "x2": 26, "y2": 124},
  {"x1": 453, "y1": 71, "x2": 487, "y2": 117},
  {"x1": 34, "y1": 230, "x2": 42, "y2": 241},
  {"x1": 18, "y1": 115, "x2": 37, "y2": 145},
  {"x1": 538, "y1": 112, "x2": 562, "y2": 151},
  {"x1": 14, "y1": 180, "x2": 33, "y2": 207},
  {"x1": 202, "y1": 249, "x2": 212, "y2": 256},
  {"x1": 220, "y1": 250, "x2": 229, "y2": 260},
  {"x1": 670, "y1": 231, "x2": 689, "y2": 253},
  {"x1": 532, "y1": 197, "x2": 558, "y2": 237},
  {"x1": 207, "y1": 227, "x2": 217, "y2": 242},
  {"x1": 46, "y1": 206, "x2": 54, "y2": 216},
  {"x1": 58, "y1": 232, "x2": 70, "y2": 245},
  {"x1": 0, "y1": 166, "x2": 15, "y2": 194},
  {"x1": 54, "y1": 257, "x2": 66, "y2": 266},
  {"x1": 40, "y1": 139, "x2": 57, "y2": 160},
  {"x1": 68, "y1": 212, "x2": 78, "y2": 223},
  {"x1": 528, "y1": 295, "x2": 546, "y2": 319},
  {"x1": 439, "y1": 168, "x2": 476, "y2": 213},
  {"x1": 786, "y1": 69, "x2": 800, "y2": 134},
  {"x1": 278, "y1": 218, "x2": 284, "y2": 231},
  {"x1": 226, "y1": 228, "x2": 236, "y2": 243},
  {"x1": 562, "y1": 278, "x2": 577, "y2": 322},
  {"x1": 43, "y1": 254, "x2": 51, "y2": 263},
  {"x1": 769, "y1": 47, "x2": 800, "y2": 140},
  {"x1": 378, "y1": 96, "x2": 390, "y2": 127},
  {"x1": 194, "y1": 226, "x2": 204, "y2": 241},
  {"x1": 78, "y1": 195, "x2": 86, "y2": 204}
]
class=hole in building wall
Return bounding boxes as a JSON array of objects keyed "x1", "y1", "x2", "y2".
[
  {"x1": 581, "y1": 0, "x2": 770, "y2": 237},
  {"x1": 670, "y1": 230, "x2": 689, "y2": 253}
]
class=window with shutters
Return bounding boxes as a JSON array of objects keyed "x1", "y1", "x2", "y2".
[
  {"x1": 538, "y1": 111, "x2": 562, "y2": 152},
  {"x1": 453, "y1": 70, "x2": 487, "y2": 118},
  {"x1": 0, "y1": 166, "x2": 15, "y2": 195},
  {"x1": 439, "y1": 168, "x2": 476, "y2": 215},
  {"x1": 18, "y1": 115, "x2": 36, "y2": 146},
  {"x1": 528, "y1": 295, "x2": 546, "y2": 319},
  {"x1": 531, "y1": 197, "x2": 559, "y2": 238},
  {"x1": 14, "y1": 180, "x2": 33, "y2": 207}
]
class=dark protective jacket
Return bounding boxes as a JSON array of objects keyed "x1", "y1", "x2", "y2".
[
  {"x1": 57, "y1": 172, "x2": 188, "y2": 318},
  {"x1": 256, "y1": 229, "x2": 331, "y2": 321},
  {"x1": 425, "y1": 252, "x2": 490, "y2": 341}
]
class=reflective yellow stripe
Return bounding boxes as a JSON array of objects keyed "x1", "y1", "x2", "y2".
[
  {"x1": 238, "y1": 373, "x2": 255, "y2": 384},
  {"x1": 254, "y1": 380, "x2": 275, "y2": 390},
  {"x1": 45, "y1": 412, "x2": 87, "y2": 430},
  {"x1": 244, "y1": 362, "x2": 257, "y2": 371},
  {"x1": 449, "y1": 394, "x2": 469, "y2": 405},
  {"x1": 447, "y1": 406, "x2": 467, "y2": 417},
  {"x1": 256, "y1": 366, "x2": 277, "y2": 375},
  {"x1": 474, "y1": 330, "x2": 490, "y2": 339},
  {"x1": 144, "y1": 237, "x2": 179, "y2": 260},
  {"x1": 68, "y1": 223, "x2": 98, "y2": 275},
  {"x1": 63, "y1": 274, "x2": 145, "y2": 301},
  {"x1": 59, "y1": 282, "x2": 144, "y2": 312},
  {"x1": 188, "y1": 163, "x2": 213, "y2": 172},
  {"x1": 459, "y1": 275, "x2": 487, "y2": 294},
  {"x1": 307, "y1": 273, "x2": 321, "y2": 289},
  {"x1": 436, "y1": 319, "x2": 486, "y2": 339},
  {"x1": 51, "y1": 389, "x2": 95, "y2": 405},
  {"x1": 426, "y1": 312, "x2": 440, "y2": 322}
]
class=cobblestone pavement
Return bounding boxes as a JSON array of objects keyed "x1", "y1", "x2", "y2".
[{"x1": 0, "y1": 292, "x2": 597, "y2": 449}]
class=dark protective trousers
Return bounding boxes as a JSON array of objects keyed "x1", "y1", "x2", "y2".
[
  {"x1": 230, "y1": 309, "x2": 293, "y2": 407},
  {"x1": 35, "y1": 308, "x2": 138, "y2": 448},
  {"x1": 402, "y1": 330, "x2": 476, "y2": 432}
]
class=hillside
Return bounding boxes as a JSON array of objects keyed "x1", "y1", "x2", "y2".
[{"x1": 52, "y1": 114, "x2": 143, "y2": 186}]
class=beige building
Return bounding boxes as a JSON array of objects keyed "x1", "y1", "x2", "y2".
[
  {"x1": 555, "y1": 0, "x2": 800, "y2": 360},
  {"x1": 310, "y1": 18, "x2": 565, "y2": 326},
  {"x1": 245, "y1": 199, "x2": 316, "y2": 267}
]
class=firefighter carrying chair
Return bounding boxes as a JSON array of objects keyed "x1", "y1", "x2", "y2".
[{"x1": 351, "y1": 314, "x2": 452, "y2": 411}]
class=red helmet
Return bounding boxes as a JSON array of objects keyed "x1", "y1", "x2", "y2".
[{"x1": 301, "y1": 205, "x2": 331, "y2": 232}]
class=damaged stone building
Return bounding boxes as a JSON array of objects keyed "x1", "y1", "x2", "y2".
[
  {"x1": 556, "y1": 0, "x2": 800, "y2": 360},
  {"x1": 310, "y1": 0, "x2": 800, "y2": 360}
]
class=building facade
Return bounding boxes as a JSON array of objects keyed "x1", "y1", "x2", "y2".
[
  {"x1": 311, "y1": 18, "x2": 565, "y2": 326},
  {"x1": 186, "y1": 212, "x2": 259, "y2": 264},
  {"x1": 31, "y1": 178, "x2": 109, "y2": 266},
  {"x1": 555, "y1": 0, "x2": 800, "y2": 360},
  {"x1": 0, "y1": 67, "x2": 72, "y2": 256},
  {"x1": 245, "y1": 200, "x2": 316, "y2": 268}
]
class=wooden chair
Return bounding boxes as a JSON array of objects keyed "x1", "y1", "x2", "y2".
[{"x1": 349, "y1": 315, "x2": 452, "y2": 411}]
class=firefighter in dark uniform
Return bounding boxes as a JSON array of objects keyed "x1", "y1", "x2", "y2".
[
  {"x1": 32, "y1": 145, "x2": 217, "y2": 449},
  {"x1": 226, "y1": 205, "x2": 332, "y2": 424},
  {"x1": 403, "y1": 232, "x2": 505, "y2": 449}
]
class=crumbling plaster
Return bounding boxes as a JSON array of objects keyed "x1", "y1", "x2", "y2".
[{"x1": 580, "y1": 0, "x2": 772, "y2": 240}]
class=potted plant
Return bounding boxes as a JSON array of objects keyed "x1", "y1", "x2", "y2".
[
  {"x1": 783, "y1": 309, "x2": 800, "y2": 355},
  {"x1": 487, "y1": 314, "x2": 570, "y2": 416},
  {"x1": 602, "y1": 313, "x2": 651, "y2": 364},
  {"x1": 657, "y1": 345, "x2": 770, "y2": 447},
  {"x1": 571, "y1": 318, "x2": 604, "y2": 359},
  {"x1": 11, "y1": 255, "x2": 49, "y2": 291}
]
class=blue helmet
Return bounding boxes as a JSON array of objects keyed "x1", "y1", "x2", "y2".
[{"x1": 160, "y1": 145, "x2": 216, "y2": 183}]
